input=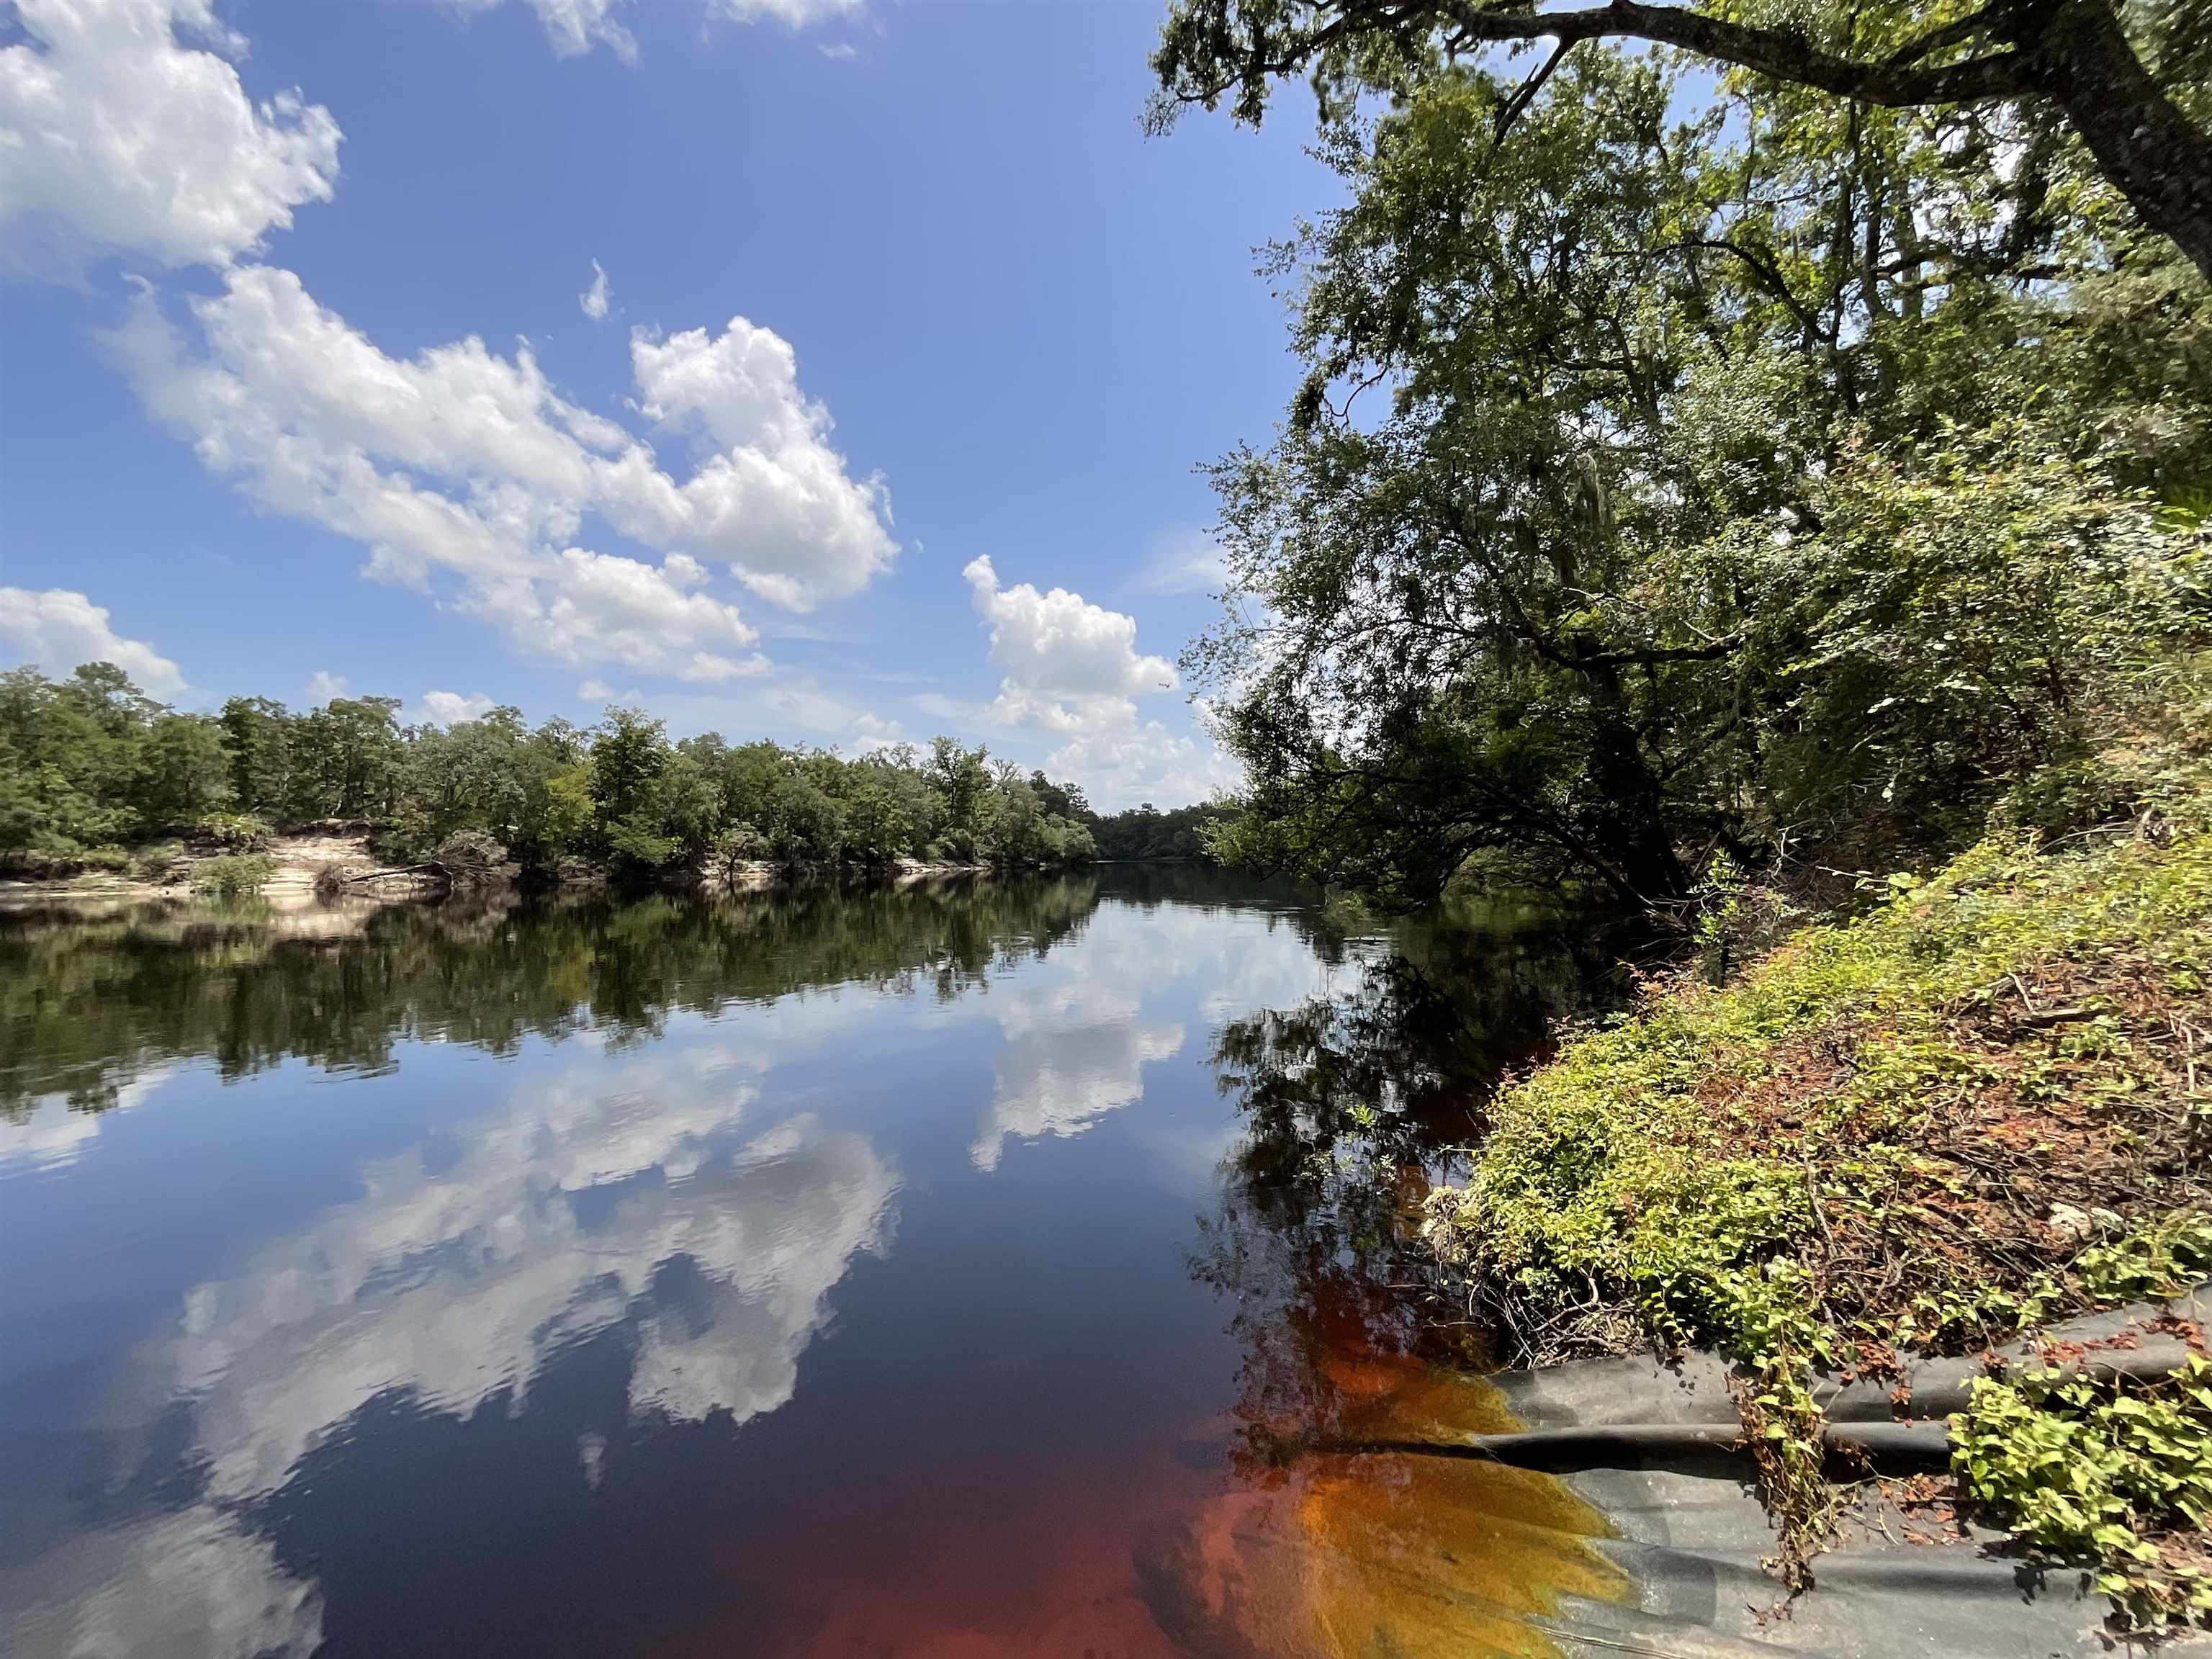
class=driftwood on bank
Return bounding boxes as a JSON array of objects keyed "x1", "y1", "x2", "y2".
[{"x1": 314, "y1": 860, "x2": 457, "y2": 900}]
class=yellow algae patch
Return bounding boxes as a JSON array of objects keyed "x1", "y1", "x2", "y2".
[
  {"x1": 1154, "y1": 1355, "x2": 1631, "y2": 1659},
  {"x1": 1292, "y1": 1449, "x2": 1628, "y2": 1658}
]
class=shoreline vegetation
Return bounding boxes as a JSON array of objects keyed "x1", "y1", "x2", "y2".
[
  {"x1": 0, "y1": 667, "x2": 1228, "y2": 900},
  {"x1": 1139, "y1": 0, "x2": 2212, "y2": 1635},
  {"x1": 1424, "y1": 722, "x2": 2212, "y2": 1619}
]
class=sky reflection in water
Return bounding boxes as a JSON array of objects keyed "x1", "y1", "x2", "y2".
[{"x1": 0, "y1": 872, "x2": 1623, "y2": 1658}]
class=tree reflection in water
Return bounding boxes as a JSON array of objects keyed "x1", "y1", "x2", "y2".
[
  {"x1": 1161, "y1": 907, "x2": 1641, "y2": 1656},
  {"x1": 0, "y1": 875, "x2": 1102, "y2": 1120},
  {"x1": 1200, "y1": 906, "x2": 1635, "y2": 1456}
]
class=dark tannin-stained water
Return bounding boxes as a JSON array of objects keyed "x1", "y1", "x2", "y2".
[{"x1": 1, "y1": 870, "x2": 1626, "y2": 1658}]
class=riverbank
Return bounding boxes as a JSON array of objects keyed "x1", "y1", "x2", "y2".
[
  {"x1": 0, "y1": 830, "x2": 387, "y2": 911},
  {"x1": 1424, "y1": 756, "x2": 2212, "y2": 1628},
  {"x1": 0, "y1": 833, "x2": 1026, "y2": 909}
]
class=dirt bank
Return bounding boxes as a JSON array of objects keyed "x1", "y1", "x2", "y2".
[{"x1": 0, "y1": 831, "x2": 381, "y2": 911}]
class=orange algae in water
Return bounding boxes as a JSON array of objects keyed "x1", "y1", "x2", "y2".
[{"x1": 1148, "y1": 1354, "x2": 1630, "y2": 1658}]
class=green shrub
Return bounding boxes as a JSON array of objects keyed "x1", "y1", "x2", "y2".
[
  {"x1": 189, "y1": 853, "x2": 278, "y2": 896},
  {"x1": 132, "y1": 841, "x2": 190, "y2": 883}
]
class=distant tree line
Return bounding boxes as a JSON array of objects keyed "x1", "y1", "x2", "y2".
[
  {"x1": 1089, "y1": 801, "x2": 1227, "y2": 862},
  {"x1": 0, "y1": 667, "x2": 1239, "y2": 881}
]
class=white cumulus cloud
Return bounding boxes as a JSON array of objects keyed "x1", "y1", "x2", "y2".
[
  {"x1": 441, "y1": 0, "x2": 871, "y2": 61},
  {"x1": 630, "y1": 319, "x2": 896, "y2": 607},
  {"x1": 0, "y1": 0, "x2": 341, "y2": 272},
  {"x1": 963, "y1": 556, "x2": 1174, "y2": 705},
  {"x1": 0, "y1": 588, "x2": 188, "y2": 698},
  {"x1": 714, "y1": 0, "x2": 868, "y2": 27},
  {"x1": 4, "y1": 0, "x2": 894, "y2": 690},
  {"x1": 109, "y1": 268, "x2": 893, "y2": 682},
  {"x1": 1042, "y1": 712, "x2": 1240, "y2": 813},
  {"x1": 955, "y1": 557, "x2": 1230, "y2": 809},
  {"x1": 413, "y1": 690, "x2": 498, "y2": 726}
]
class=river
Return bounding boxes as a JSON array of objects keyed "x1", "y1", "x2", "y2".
[{"x1": 0, "y1": 869, "x2": 1628, "y2": 1658}]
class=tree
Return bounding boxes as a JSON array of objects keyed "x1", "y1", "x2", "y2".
[
  {"x1": 929, "y1": 739, "x2": 994, "y2": 839},
  {"x1": 1028, "y1": 769, "x2": 1090, "y2": 822},
  {"x1": 1151, "y1": 0, "x2": 2212, "y2": 280},
  {"x1": 658, "y1": 752, "x2": 723, "y2": 863},
  {"x1": 516, "y1": 755, "x2": 595, "y2": 871},
  {"x1": 764, "y1": 773, "x2": 843, "y2": 865},
  {"x1": 0, "y1": 665, "x2": 143, "y2": 868},
  {"x1": 291, "y1": 696, "x2": 404, "y2": 819},
  {"x1": 218, "y1": 696, "x2": 295, "y2": 819},
  {"x1": 588, "y1": 707, "x2": 670, "y2": 830},
  {"x1": 1172, "y1": 42, "x2": 2211, "y2": 906},
  {"x1": 133, "y1": 715, "x2": 232, "y2": 826}
]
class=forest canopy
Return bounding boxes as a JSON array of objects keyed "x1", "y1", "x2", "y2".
[
  {"x1": 0, "y1": 667, "x2": 1199, "y2": 881},
  {"x1": 1159, "y1": 3, "x2": 2212, "y2": 908}
]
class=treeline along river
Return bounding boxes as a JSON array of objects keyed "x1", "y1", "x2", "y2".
[{"x1": 0, "y1": 869, "x2": 1632, "y2": 1658}]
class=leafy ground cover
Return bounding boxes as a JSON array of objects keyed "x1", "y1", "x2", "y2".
[{"x1": 1426, "y1": 705, "x2": 2212, "y2": 1622}]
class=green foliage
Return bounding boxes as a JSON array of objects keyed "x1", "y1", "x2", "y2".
[
  {"x1": 602, "y1": 812, "x2": 678, "y2": 878},
  {"x1": 1426, "y1": 759, "x2": 2212, "y2": 1611},
  {"x1": 1165, "y1": 29, "x2": 2212, "y2": 909},
  {"x1": 134, "y1": 714, "x2": 232, "y2": 826},
  {"x1": 2073, "y1": 1211, "x2": 2212, "y2": 1305},
  {"x1": 708, "y1": 823, "x2": 771, "y2": 884},
  {"x1": 193, "y1": 811, "x2": 271, "y2": 852},
  {"x1": 1681, "y1": 426, "x2": 2206, "y2": 866},
  {"x1": 131, "y1": 842, "x2": 189, "y2": 884},
  {"x1": 188, "y1": 853, "x2": 277, "y2": 897},
  {"x1": 291, "y1": 696, "x2": 405, "y2": 820},
  {"x1": 1148, "y1": 0, "x2": 2212, "y2": 282},
  {"x1": 1956, "y1": 1359, "x2": 2212, "y2": 1626},
  {"x1": 0, "y1": 665, "x2": 170, "y2": 873},
  {"x1": 0, "y1": 665, "x2": 1116, "y2": 882},
  {"x1": 588, "y1": 706, "x2": 670, "y2": 830},
  {"x1": 1093, "y1": 800, "x2": 1226, "y2": 862}
]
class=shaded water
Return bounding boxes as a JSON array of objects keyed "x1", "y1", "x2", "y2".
[{"x1": 1, "y1": 870, "x2": 1626, "y2": 1658}]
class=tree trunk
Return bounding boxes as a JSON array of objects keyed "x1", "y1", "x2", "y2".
[
  {"x1": 1582, "y1": 666, "x2": 1689, "y2": 905},
  {"x1": 1997, "y1": 0, "x2": 2212, "y2": 281}
]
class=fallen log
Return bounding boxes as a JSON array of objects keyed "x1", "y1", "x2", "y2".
[{"x1": 341, "y1": 862, "x2": 451, "y2": 884}]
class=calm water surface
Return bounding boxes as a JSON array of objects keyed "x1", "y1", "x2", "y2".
[{"x1": 1, "y1": 870, "x2": 1626, "y2": 1658}]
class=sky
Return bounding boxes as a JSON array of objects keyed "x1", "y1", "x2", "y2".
[{"x1": 0, "y1": 0, "x2": 1339, "y2": 809}]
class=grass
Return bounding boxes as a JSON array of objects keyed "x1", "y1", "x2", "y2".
[{"x1": 1424, "y1": 735, "x2": 2212, "y2": 1617}]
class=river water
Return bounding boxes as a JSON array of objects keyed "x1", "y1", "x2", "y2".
[{"x1": 1, "y1": 870, "x2": 1627, "y2": 1658}]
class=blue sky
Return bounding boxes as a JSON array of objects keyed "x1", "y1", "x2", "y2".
[{"x1": 0, "y1": 0, "x2": 1339, "y2": 808}]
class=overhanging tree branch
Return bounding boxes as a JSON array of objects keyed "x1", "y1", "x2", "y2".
[
  {"x1": 1156, "y1": 0, "x2": 2212, "y2": 279},
  {"x1": 1431, "y1": 0, "x2": 2026, "y2": 106}
]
